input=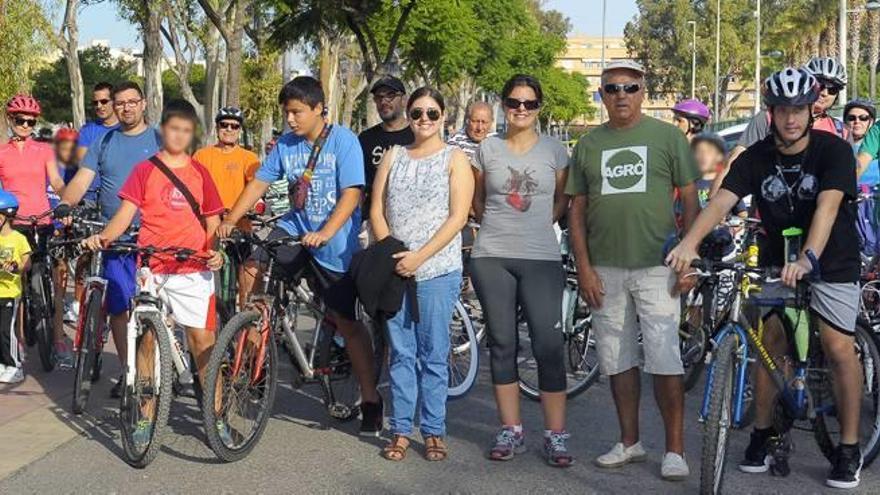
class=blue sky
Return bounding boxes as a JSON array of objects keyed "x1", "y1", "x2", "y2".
[{"x1": 78, "y1": 0, "x2": 638, "y2": 50}]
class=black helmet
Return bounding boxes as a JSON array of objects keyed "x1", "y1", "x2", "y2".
[
  {"x1": 215, "y1": 106, "x2": 244, "y2": 124},
  {"x1": 844, "y1": 98, "x2": 877, "y2": 121},
  {"x1": 764, "y1": 68, "x2": 820, "y2": 107}
]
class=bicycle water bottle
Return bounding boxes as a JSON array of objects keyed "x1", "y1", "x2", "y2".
[
  {"x1": 782, "y1": 227, "x2": 803, "y2": 264},
  {"x1": 747, "y1": 239, "x2": 759, "y2": 268},
  {"x1": 174, "y1": 328, "x2": 194, "y2": 385}
]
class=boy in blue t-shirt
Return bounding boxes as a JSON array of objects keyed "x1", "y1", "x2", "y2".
[{"x1": 218, "y1": 76, "x2": 384, "y2": 436}]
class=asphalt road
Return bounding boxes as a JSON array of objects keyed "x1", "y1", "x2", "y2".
[{"x1": 1, "y1": 344, "x2": 878, "y2": 495}]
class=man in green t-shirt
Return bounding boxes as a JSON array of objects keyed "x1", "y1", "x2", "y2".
[{"x1": 566, "y1": 60, "x2": 700, "y2": 482}]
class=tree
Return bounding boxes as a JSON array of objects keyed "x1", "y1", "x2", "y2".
[
  {"x1": 540, "y1": 67, "x2": 594, "y2": 127},
  {"x1": 33, "y1": 45, "x2": 137, "y2": 124},
  {"x1": 869, "y1": 10, "x2": 880, "y2": 99},
  {"x1": 196, "y1": 0, "x2": 255, "y2": 106},
  {"x1": 0, "y1": 0, "x2": 50, "y2": 135},
  {"x1": 850, "y1": 3, "x2": 866, "y2": 98},
  {"x1": 161, "y1": 0, "x2": 207, "y2": 124},
  {"x1": 116, "y1": 0, "x2": 165, "y2": 123},
  {"x1": 50, "y1": 0, "x2": 86, "y2": 128}
]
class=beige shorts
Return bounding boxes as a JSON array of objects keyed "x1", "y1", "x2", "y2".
[{"x1": 591, "y1": 266, "x2": 683, "y2": 376}]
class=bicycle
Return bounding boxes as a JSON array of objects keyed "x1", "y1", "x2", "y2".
[
  {"x1": 16, "y1": 209, "x2": 59, "y2": 372},
  {"x1": 201, "y1": 232, "x2": 362, "y2": 462},
  {"x1": 694, "y1": 257, "x2": 880, "y2": 494}
]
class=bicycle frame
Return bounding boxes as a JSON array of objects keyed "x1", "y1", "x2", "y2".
[{"x1": 73, "y1": 249, "x2": 106, "y2": 352}]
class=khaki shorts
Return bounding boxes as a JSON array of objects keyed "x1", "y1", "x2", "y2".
[{"x1": 591, "y1": 266, "x2": 683, "y2": 376}]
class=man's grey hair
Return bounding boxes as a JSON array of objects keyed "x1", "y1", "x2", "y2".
[{"x1": 465, "y1": 101, "x2": 494, "y2": 121}]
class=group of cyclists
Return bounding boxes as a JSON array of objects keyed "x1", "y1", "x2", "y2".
[{"x1": 0, "y1": 48, "x2": 877, "y2": 491}]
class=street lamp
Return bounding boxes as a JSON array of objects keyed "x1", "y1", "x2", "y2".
[
  {"x1": 600, "y1": 0, "x2": 607, "y2": 123},
  {"x1": 688, "y1": 21, "x2": 697, "y2": 99},
  {"x1": 840, "y1": 0, "x2": 880, "y2": 105},
  {"x1": 754, "y1": 0, "x2": 761, "y2": 113},
  {"x1": 714, "y1": 0, "x2": 721, "y2": 120}
]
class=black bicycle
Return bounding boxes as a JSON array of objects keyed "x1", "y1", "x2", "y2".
[{"x1": 17, "y1": 210, "x2": 58, "y2": 372}]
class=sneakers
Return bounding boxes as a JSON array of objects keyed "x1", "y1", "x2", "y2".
[
  {"x1": 0, "y1": 366, "x2": 24, "y2": 384},
  {"x1": 661, "y1": 452, "x2": 689, "y2": 480},
  {"x1": 543, "y1": 431, "x2": 574, "y2": 467},
  {"x1": 55, "y1": 340, "x2": 74, "y2": 370},
  {"x1": 488, "y1": 426, "x2": 526, "y2": 461},
  {"x1": 594, "y1": 441, "x2": 647, "y2": 468},
  {"x1": 739, "y1": 428, "x2": 773, "y2": 473},
  {"x1": 359, "y1": 397, "x2": 384, "y2": 437},
  {"x1": 827, "y1": 444, "x2": 863, "y2": 489}
]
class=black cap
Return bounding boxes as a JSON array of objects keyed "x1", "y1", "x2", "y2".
[{"x1": 370, "y1": 76, "x2": 406, "y2": 95}]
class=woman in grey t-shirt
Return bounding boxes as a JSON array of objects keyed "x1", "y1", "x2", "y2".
[{"x1": 471, "y1": 74, "x2": 572, "y2": 467}]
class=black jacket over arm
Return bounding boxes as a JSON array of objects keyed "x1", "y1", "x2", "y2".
[{"x1": 350, "y1": 236, "x2": 419, "y2": 322}]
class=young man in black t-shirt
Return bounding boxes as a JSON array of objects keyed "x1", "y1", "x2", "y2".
[{"x1": 667, "y1": 68, "x2": 864, "y2": 489}]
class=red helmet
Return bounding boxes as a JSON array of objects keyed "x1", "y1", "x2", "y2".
[
  {"x1": 6, "y1": 94, "x2": 41, "y2": 116},
  {"x1": 54, "y1": 127, "x2": 79, "y2": 142}
]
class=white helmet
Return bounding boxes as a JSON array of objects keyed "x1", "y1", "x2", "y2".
[
  {"x1": 764, "y1": 67, "x2": 821, "y2": 107},
  {"x1": 804, "y1": 56, "x2": 847, "y2": 87}
]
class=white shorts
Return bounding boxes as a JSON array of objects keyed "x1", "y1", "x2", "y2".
[
  {"x1": 154, "y1": 271, "x2": 216, "y2": 330},
  {"x1": 591, "y1": 266, "x2": 683, "y2": 376}
]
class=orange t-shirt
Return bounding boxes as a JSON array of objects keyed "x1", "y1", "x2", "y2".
[{"x1": 193, "y1": 145, "x2": 260, "y2": 210}]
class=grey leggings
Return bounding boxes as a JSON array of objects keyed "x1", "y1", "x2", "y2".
[{"x1": 469, "y1": 257, "x2": 566, "y2": 392}]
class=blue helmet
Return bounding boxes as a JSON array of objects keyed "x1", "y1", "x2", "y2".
[{"x1": 0, "y1": 191, "x2": 20, "y2": 217}]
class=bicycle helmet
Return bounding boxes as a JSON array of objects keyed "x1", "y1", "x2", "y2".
[
  {"x1": 54, "y1": 127, "x2": 79, "y2": 142},
  {"x1": 215, "y1": 106, "x2": 244, "y2": 124},
  {"x1": 0, "y1": 191, "x2": 20, "y2": 217},
  {"x1": 804, "y1": 56, "x2": 847, "y2": 87},
  {"x1": 844, "y1": 98, "x2": 877, "y2": 121},
  {"x1": 5, "y1": 94, "x2": 41, "y2": 116},
  {"x1": 672, "y1": 99, "x2": 711, "y2": 134},
  {"x1": 691, "y1": 132, "x2": 727, "y2": 155},
  {"x1": 763, "y1": 67, "x2": 820, "y2": 107}
]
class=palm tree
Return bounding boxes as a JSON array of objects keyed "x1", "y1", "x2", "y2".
[{"x1": 869, "y1": 10, "x2": 880, "y2": 98}]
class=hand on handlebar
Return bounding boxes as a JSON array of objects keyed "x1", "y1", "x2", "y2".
[
  {"x1": 302, "y1": 230, "x2": 330, "y2": 249},
  {"x1": 217, "y1": 221, "x2": 237, "y2": 239},
  {"x1": 205, "y1": 249, "x2": 224, "y2": 271},
  {"x1": 781, "y1": 257, "x2": 812, "y2": 288},
  {"x1": 53, "y1": 203, "x2": 74, "y2": 226},
  {"x1": 81, "y1": 234, "x2": 108, "y2": 252},
  {"x1": 665, "y1": 241, "x2": 699, "y2": 274}
]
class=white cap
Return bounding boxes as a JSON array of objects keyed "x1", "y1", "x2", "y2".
[{"x1": 602, "y1": 60, "x2": 646, "y2": 76}]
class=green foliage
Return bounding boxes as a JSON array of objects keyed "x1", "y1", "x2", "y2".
[
  {"x1": 32, "y1": 46, "x2": 137, "y2": 123},
  {"x1": 0, "y1": 0, "x2": 51, "y2": 109},
  {"x1": 241, "y1": 48, "x2": 282, "y2": 146},
  {"x1": 162, "y1": 65, "x2": 207, "y2": 103},
  {"x1": 540, "y1": 68, "x2": 595, "y2": 125}
]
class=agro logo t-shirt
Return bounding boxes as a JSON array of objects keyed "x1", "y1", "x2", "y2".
[
  {"x1": 566, "y1": 116, "x2": 700, "y2": 269},
  {"x1": 722, "y1": 131, "x2": 860, "y2": 283}
]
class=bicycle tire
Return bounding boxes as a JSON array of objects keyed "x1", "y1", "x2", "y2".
[
  {"x1": 71, "y1": 291, "x2": 102, "y2": 415},
  {"x1": 216, "y1": 249, "x2": 239, "y2": 327},
  {"x1": 448, "y1": 300, "x2": 479, "y2": 399},
  {"x1": 119, "y1": 312, "x2": 173, "y2": 469},
  {"x1": 202, "y1": 310, "x2": 278, "y2": 462},
  {"x1": 316, "y1": 318, "x2": 359, "y2": 421},
  {"x1": 681, "y1": 306, "x2": 709, "y2": 392},
  {"x1": 813, "y1": 321, "x2": 880, "y2": 466},
  {"x1": 30, "y1": 263, "x2": 55, "y2": 372},
  {"x1": 700, "y1": 333, "x2": 739, "y2": 495}
]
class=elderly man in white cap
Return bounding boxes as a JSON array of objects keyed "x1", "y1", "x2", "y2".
[{"x1": 566, "y1": 60, "x2": 700, "y2": 481}]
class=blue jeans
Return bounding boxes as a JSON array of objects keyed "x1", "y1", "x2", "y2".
[{"x1": 387, "y1": 270, "x2": 461, "y2": 437}]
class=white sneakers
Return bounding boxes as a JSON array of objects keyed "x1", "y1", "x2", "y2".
[
  {"x1": 595, "y1": 442, "x2": 688, "y2": 481},
  {"x1": 0, "y1": 365, "x2": 24, "y2": 384}
]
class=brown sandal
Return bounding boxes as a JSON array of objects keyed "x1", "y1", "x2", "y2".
[
  {"x1": 382, "y1": 435, "x2": 410, "y2": 461},
  {"x1": 424, "y1": 435, "x2": 448, "y2": 462}
]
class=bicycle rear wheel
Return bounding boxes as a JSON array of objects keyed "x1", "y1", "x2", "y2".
[
  {"x1": 448, "y1": 300, "x2": 479, "y2": 399},
  {"x1": 118, "y1": 312, "x2": 173, "y2": 468},
  {"x1": 71, "y1": 291, "x2": 102, "y2": 415},
  {"x1": 202, "y1": 310, "x2": 278, "y2": 462},
  {"x1": 30, "y1": 263, "x2": 55, "y2": 371},
  {"x1": 813, "y1": 321, "x2": 880, "y2": 466},
  {"x1": 700, "y1": 333, "x2": 739, "y2": 495}
]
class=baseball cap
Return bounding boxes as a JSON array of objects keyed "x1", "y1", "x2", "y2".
[
  {"x1": 601, "y1": 60, "x2": 646, "y2": 77},
  {"x1": 370, "y1": 76, "x2": 406, "y2": 95}
]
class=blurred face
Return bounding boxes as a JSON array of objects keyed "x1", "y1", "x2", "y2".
[
  {"x1": 161, "y1": 116, "x2": 195, "y2": 154},
  {"x1": 813, "y1": 81, "x2": 839, "y2": 114},
  {"x1": 772, "y1": 105, "x2": 811, "y2": 143},
  {"x1": 7, "y1": 113, "x2": 37, "y2": 139},
  {"x1": 373, "y1": 88, "x2": 406, "y2": 123},
  {"x1": 92, "y1": 89, "x2": 114, "y2": 120},
  {"x1": 846, "y1": 108, "x2": 874, "y2": 141},
  {"x1": 694, "y1": 141, "x2": 723, "y2": 175},
  {"x1": 601, "y1": 70, "x2": 645, "y2": 124},
  {"x1": 407, "y1": 96, "x2": 444, "y2": 141},
  {"x1": 216, "y1": 118, "x2": 242, "y2": 145},
  {"x1": 466, "y1": 105, "x2": 493, "y2": 142},
  {"x1": 55, "y1": 139, "x2": 76, "y2": 164},
  {"x1": 113, "y1": 88, "x2": 146, "y2": 127},
  {"x1": 503, "y1": 85, "x2": 540, "y2": 131},
  {"x1": 283, "y1": 99, "x2": 324, "y2": 137}
]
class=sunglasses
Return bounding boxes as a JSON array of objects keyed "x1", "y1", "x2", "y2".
[
  {"x1": 13, "y1": 117, "x2": 37, "y2": 128},
  {"x1": 847, "y1": 114, "x2": 873, "y2": 122},
  {"x1": 603, "y1": 83, "x2": 642, "y2": 95},
  {"x1": 822, "y1": 84, "x2": 841, "y2": 96},
  {"x1": 218, "y1": 122, "x2": 241, "y2": 131},
  {"x1": 503, "y1": 98, "x2": 540, "y2": 111},
  {"x1": 409, "y1": 108, "x2": 442, "y2": 121},
  {"x1": 92, "y1": 98, "x2": 111, "y2": 107},
  {"x1": 374, "y1": 92, "x2": 403, "y2": 103}
]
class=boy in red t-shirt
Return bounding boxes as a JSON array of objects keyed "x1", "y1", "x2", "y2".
[{"x1": 83, "y1": 100, "x2": 224, "y2": 400}]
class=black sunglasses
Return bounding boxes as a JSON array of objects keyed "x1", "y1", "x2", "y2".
[
  {"x1": 503, "y1": 98, "x2": 540, "y2": 111},
  {"x1": 603, "y1": 83, "x2": 641, "y2": 95},
  {"x1": 13, "y1": 117, "x2": 37, "y2": 127},
  {"x1": 92, "y1": 98, "x2": 111, "y2": 107},
  {"x1": 218, "y1": 122, "x2": 241, "y2": 130},
  {"x1": 847, "y1": 114, "x2": 873, "y2": 122},
  {"x1": 409, "y1": 108, "x2": 442, "y2": 121},
  {"x1": 822, "y1": 84, "x2": 841, "y2": 96}
]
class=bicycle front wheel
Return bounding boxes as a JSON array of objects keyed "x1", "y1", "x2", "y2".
[
  {"x1": 448, "y1": 300, "x2": 479, "y2": 399},
  {"x1": 71, "y1": 291, "x2": 102, "y2": 415},
  {"x1": 202, "y1": 310, "x2": 278, "y2": 462},
  {"x1": 119, "y1": 312, "x2": 173, "y2": 468},
  {"x1": 700, "y1": 333, "x2": 739, "y2": 495}
]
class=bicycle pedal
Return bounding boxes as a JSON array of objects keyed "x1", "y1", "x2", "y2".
[{"x1": 769, "y1": 457, "x2": 791, "y2": 477}]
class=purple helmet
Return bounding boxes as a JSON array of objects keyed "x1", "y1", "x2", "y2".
[{"x1": 672, "y1": 99, "x2": 711, "y2": 122}]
